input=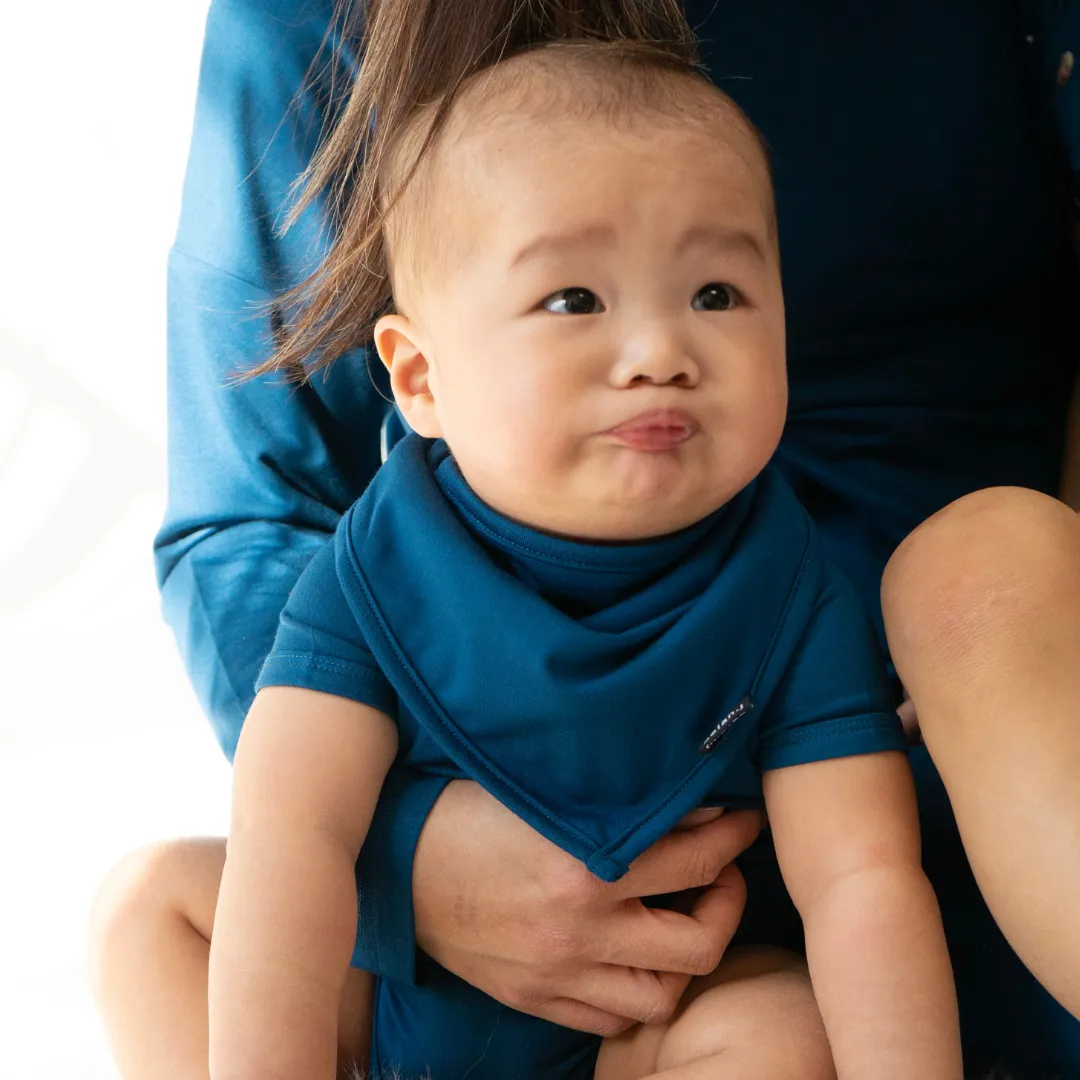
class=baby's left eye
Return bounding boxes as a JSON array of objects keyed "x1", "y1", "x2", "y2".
[{"x1": 692, "y1": 283, "x2": 739, "y2": 312}]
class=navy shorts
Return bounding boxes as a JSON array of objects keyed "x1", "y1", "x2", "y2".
[
  {"x1": 371, "y1": 749, "x2": 1080, "y2": 1080},
  {"x1": 371, "y1": 967, "x2": 602, "y2": 1080}
]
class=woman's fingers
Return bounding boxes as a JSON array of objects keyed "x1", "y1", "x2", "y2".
[
  {"x1": 411, "y1": 781, "x2": 757, "y2": 1028},
  {"x1": 562, "y1": 866, "x2": 746, "y2": 1026},
  {"x1": 598, "y1": 863, "x2": 747, "y2": 975},
  {"x1": 897, "y1": 688, "x2": 921, "y2": 744},
  {"x1": 614, "y1": 808, "x2": 761, "y2": 899},
  {"x1": 563, "y1": 966, "x2": 692, "y2": 1027},
  {"x1": 530, "y1": 998, "x2": 637, "y2": 1038}
]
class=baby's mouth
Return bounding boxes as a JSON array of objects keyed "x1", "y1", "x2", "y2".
[{"x1": 604, "y1": 408, "x2": 699, "y2": 451}]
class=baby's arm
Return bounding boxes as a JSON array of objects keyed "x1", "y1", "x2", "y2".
[
  {"x1": 208, "y1": 685, "x2": 398, "y2": 1080},
  {"x1": 764, "y1": 751, "x2": 962, "y2": 1079}
]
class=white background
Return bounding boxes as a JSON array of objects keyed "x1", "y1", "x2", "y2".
[{"x1": 0, "y1": 3, "x2": 232, "y2": 1076}]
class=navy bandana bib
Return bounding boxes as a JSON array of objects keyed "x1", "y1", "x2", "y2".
[{"x1": 334, "y1": 438, "x2": 825, "y2": 880}]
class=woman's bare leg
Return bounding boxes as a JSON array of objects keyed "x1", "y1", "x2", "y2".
[
  {"x1": 594, "y1": 946, "x2": 834, "y2": 1080},
  {"x1": 89, "y1": 838, "x2": 373, "y2": 1080},
  {"x1": 882, "y1": 486, "x2": 1080, "y2": 1017}
]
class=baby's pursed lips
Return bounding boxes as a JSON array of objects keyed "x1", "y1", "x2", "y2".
[
  {"x1": 603, "y1": 408, "x2": 700, "y2": 450},
  {"x1": 604, "y1": 408, "x2": 699, "y2": 438}
]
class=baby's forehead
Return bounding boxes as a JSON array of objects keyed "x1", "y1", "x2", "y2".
[
  {"x1": 453, "y1": 119, "x2": 768, "y2": 237},
  {"x1": 386, "y1": 50, "x2": 775, "y2": 296},
  {"x1": 442, "y1": 50, "x2": 767, "y2": 172},
  {"x1": 447, "y1": 103, "x2": 767, "y2": 192}
]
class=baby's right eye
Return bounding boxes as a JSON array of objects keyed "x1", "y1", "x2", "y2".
[{"x1": 542, "y1": 288, "x2": 605, "y2": 315}]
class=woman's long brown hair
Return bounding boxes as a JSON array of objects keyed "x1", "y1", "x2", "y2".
[{"x1": 257, "y1": 0, "x2": 701, "y2": 381}]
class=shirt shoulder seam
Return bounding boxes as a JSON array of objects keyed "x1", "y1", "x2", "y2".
[{"x1": 169, "y1": 246, "x2": 277, "y2": 296}]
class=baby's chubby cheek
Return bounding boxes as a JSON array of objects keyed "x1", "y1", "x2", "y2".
[
  {"x1": 439, "y1": 386, "x2": 581, "y2": 510},
  {"x1": 479, "y1": 365, "x2": 583, "y2": 466},
  {"x1": 726, "y1": 366, "x2": 787, "y2": 463}
]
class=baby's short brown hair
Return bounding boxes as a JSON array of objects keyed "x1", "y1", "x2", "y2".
[{"x1": 253, "y1": 0, "x2": 725, "y2": 383}]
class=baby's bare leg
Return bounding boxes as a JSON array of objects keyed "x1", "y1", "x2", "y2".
[
  {"x1": 594, "y1": 946, "x2": 834, "y2": 1080},
  {"x1": 89, "y1": 838, "x2": 372, "y2": 1080}
]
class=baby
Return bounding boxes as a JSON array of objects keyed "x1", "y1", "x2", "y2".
[{"x1": 206, "y1": 2, "x2": 964, "y2": 1079}]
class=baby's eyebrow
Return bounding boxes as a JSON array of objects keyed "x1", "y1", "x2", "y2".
[
  {"x1": 507, "y1": 222, "x2": 768, "y2": 269},
  {"x1": 509, "y1": 224, "x2": 617, "y2": 268},
  {"x1": 675, "y1": 225, "x2": 768, "y2": 265}
]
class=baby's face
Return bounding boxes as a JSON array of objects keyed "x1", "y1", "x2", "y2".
[{"x1": 378, "y1": 106, "x2": 787, "y2": 541}]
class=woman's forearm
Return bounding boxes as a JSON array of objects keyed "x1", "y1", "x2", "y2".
[
  {"x1": 802, "y1": 864, "x2": 962, "y2": 1080},
  {"x1": 208, "y1": 825, "x2": 359, "y2": 1080}
]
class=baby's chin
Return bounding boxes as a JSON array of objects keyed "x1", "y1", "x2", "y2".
[
  {"x1": 464, "y1": 454, "x2": 751, "y2": 542},
  {"x1": 592, "y1": 478, "x2": 747, "y2": 541},
  {"x1": 526, "y1": 490, "x2": 733, "y2": 543},
  {"x1": 579, "y1": 442, "x2": 765, "y2": 534}
]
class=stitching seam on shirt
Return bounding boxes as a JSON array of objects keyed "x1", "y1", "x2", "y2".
[
  {"x1": 169, "y1": 246, "x2": 277, "y2": 295},
  {"x1": 264, "y1": 652, "x2": 381, "y2": 673},
  {"x1": 599, "y1": 728, "x2": 752, "y2": 863},
  {"x1": 749, "y1": 525, "x2": 814, "y2": 701},
  {"x1": 761, "y1": 713, "x2": 900, "y2": 747},
  {"x1": 599, "y1": 508, "x2": 814, "y2": 862}
]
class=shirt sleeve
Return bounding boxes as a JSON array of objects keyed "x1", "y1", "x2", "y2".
[
  {"x1": 255, "y1": 534, "x2": 397, "y2": 716},
  {"x1": 154, "y1": 0, "x2": 390, "y2": 758},
  {"x1": 157, "y1": 0, "x2": 424, "y2": 984},
  {"x1": 757, "y1": 564, "x2": 908, "y2": 772}
]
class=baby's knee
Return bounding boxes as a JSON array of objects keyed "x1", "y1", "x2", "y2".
[{"x1": 659, "y1": 947, "x2": 833, "y2": 1078}]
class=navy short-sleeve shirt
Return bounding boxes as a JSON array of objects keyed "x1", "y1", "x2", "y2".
[{"x1": 259, "y1": 438, "x2": 905, "y2": 881}]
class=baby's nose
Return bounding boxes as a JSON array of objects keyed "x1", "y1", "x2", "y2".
[{"x1": 612, "y1": 332, "x2": 700, "y2": 388}]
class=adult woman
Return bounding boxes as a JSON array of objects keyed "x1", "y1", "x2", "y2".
[{"x1": 91, "y1": 1, "x2": 1080, "y2": 1077}]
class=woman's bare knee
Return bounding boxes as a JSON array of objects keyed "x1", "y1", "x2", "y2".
[
  {"x1": 882, "y1": 486, "x2": 1080, "y2": 689},
  {"x1": 880, "y1": 487, "x2": 1080, "y2": 1014},
  {"x1": 88, "y1": 838, "x2": 373, "y2": 1078}
]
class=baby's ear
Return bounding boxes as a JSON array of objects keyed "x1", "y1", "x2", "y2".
[{"x1": 373, "y1": 314, "x2": 442, "y2": 438}]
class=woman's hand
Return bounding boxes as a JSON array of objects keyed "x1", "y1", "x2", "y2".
[
  {"x1": 412, "y1": 780, "x2": 760, "y2": 1036},
  {"x1": 897, "y1": 687, "x2": 921, "y2": 744}
]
